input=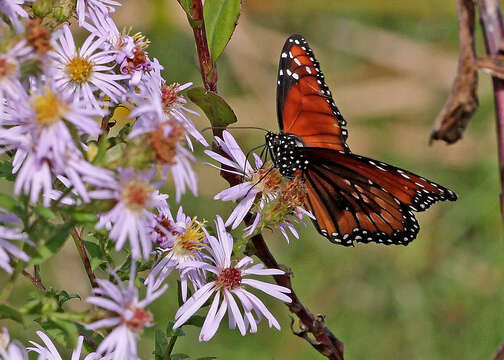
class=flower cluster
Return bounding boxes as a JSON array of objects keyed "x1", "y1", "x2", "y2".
[
  {"x1": 0, "y1": 0, "x2": 309, "y2": 358},
  {"x1": 205, "y1": 130, "x2": 313, "y2": 242}
]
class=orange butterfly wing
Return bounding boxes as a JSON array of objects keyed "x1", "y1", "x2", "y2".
[
  {"x1": 300, "y1": 148, "x2": 456, "y2": 246},
  {"x1": 274, "y1": 34, "x2": 457, "y2": 246},
  {"x1": 277, "y1": 34, "x2": 349, "y2": 152}
]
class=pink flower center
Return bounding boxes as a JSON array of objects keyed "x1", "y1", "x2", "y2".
[
  {"x1": 121, "y1": 179, "x2": 154, "y2": 212},
  {"x1": 216, "y1": 267, "x2": 242, "y2": 290},
  {"x1": 125, "y1": 306, "x2": 153, "y2": 332},
  {"x1": 0, "y1": 57, "x2": 16, "y2": 78},
  {"x1": 161, "y1": 83, "x2": 180, "y2": 110}
]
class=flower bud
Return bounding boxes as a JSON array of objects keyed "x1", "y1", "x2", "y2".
[
  {"x1": 32, "y1": 0, "x2": 54, "y2": 18},
  {"x1": 53, "y1": 0, "x2": 76, "y2": 23}
]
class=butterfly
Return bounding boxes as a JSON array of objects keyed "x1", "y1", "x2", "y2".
[{"x1": 264, "y1": 34, "x2": 457, "y2": 246}]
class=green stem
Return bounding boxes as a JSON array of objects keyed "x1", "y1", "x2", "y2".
[{"x1": 166, "y1": 335, "x2": 178, "y2": 359}]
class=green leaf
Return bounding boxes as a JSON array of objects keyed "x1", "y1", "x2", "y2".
[
  {"x1": 84, "y1": 241, "x2": 101, "y2": 257},
  {"x1": 185, "y1": 315, "x2": 205, "y2": 327},
  {"x1": 29, "y1": 224, "x2": 72, "y2": 265},
  {"x1": 166, "y1": 321, "x2": 185, "y2": 337},
  {"x1": 56, "y1": 290, "x2": 81, "y2": 308},
  {"x1": 204, "y1": 0, "x2": 241, "y2": 62},
  {"x1": 154, "y1": 328, "x2": 169, "y2": 360},
  {"x1": 195, "y1": 357, "x2": 217, "y2": 360},
  {"x1": 171, "y1": 354, "x2": 190, "y2": 360},
  {"x1": 177, "y1": 0, "x2": 193, "y2": 18},
  {"x1": 75, "y1": 323, "x2": 102, "y2": 353},
  {"x1": 186, "y1": 87, "x2": 237, "y2": 128},
  {"x1": 0, "y1": 160, "x2": 14, "y2": 181},
  {"x1": 39, "y1": 318, "x2": 79, "y2": 349},
  {"x1": 34, "y1": 205, "x2": 56, "y2": 220},
  {"x1": 0, "y1": 193, "x2": 24, "y2": 217},
  {"x1": 0, "y1": 304, "x2": 24, "y2": 324},
  {"x1": 83, "y1": 241, "x2": 106, "y2": 270},
  {"x1": 67, "y1": 211, "x2": 98, "y2": 223}
]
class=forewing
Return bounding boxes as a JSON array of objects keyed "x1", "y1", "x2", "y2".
[{"x1": 277, "y1": 34, "x2": 349, "y2": 152}]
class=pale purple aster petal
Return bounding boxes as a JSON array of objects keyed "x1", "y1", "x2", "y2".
[
  {"x1": 174, "y1": 282, "x2": 216, "y2": 328},
  {"x1": 241, "y1": 278, "x2": 292, "y2": 303}
]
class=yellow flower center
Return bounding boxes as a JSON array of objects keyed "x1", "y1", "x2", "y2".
[
  {"x1": 31, "y1": 89, "x2": 68, "y2": 126},
  {"x1": 171, "y1": 218, "x2": 206, "y2": 257},
  {"x1": 121, "y1": 179, "x2": 154, "y2": 212},
  {"x1": 65, "y1": 56, "x2": 93, "y2": 83}
]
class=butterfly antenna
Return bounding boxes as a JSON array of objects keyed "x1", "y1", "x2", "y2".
[
  {"x1": 244, "y1": 166, "x2": 276, "y2": 198},
  {"x1": 259, "y1": 144, "x2": 268, "y2": 168},
  {"x1": 243, "y1": 143, "x2": 267, "y2": 175},
  {"x1": 201, "y1": 126, "x2": 270, "y2": 133}
]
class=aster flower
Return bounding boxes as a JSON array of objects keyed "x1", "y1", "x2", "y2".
[
  {"x1": 129, "y1": 69, "x2": 207, "y2": 147},
  {"x1": 83, "y1": 8, "x2": 153, "y2": 87},
  {"x1": 50, "y1": 25, "x2": 127, "y2": 110},
  {"x1": 86, "y1": 266, "x2": 167, "y2": 360},
  {"x1": 0, "y1": 209, "x2": 32, "y2": 274},
  {"x1": 244, "y1": 178, "x2": 314, "y2": 243},
  {"x1": 205, "y1": 131, "x2": 312, "y2": 242},
  {"x1": 0, "y1": 0, "x2": 31, "y2": 33},
  {"x1": 173, "y1": 216, "x2": 291, "y2": 341},
  {"x1": 0, "y1": 327, "x2": 27, "y2": 360},
  {"x1": 0, "y1": 85, "x2": 111, "y2": 205},
  {"x1": 140, "y1": 121, "x2": 198, "y2": 201},
  {"x1": 145, "y1": 206, "x2": 207, "y2": 301},
  {"x1": 27, "y1": 331, "x2": 103, "y2": 360},
  {"x1": 95, "y1": 168, "x2": 168, "y2": 259},
  {"x1": 127, "y1": 75, "x2": 207, "y2": 200},
  {"x1": 0, "y1": 40, "x2": 32, "y2": 113},
  {"x1": 76, "y1": 0, "x2": 121, "y2": 27},
  {"x1": 205, "y1": 130, "x2": 282, "y2": 229}
]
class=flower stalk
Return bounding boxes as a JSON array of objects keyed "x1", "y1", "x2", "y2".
[{"x1": 182, "y1": 0, "x2": 345, "y2": 358}]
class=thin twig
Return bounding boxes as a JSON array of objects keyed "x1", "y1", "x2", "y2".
[
  {"x1": 249, "y1": 227, "x2": 344, "y2": 359},
  {"x1": 430, "y1": 0, "x2": 478, "y2": 144},
  {"x1": 493, "y1": 341, "x2": 504, "y2": 360},
  {"x1": 476, "y1": 56, "x2": 504, "y2": 78},
  {"x1": 22, "y1": 269, "x2": 46, "y2": 291},
  {"x1": 71, "y1": 227, "x2": 98, "y2": 288},
  {"x1": 180, "y1": 1, "x2": 344, "y2": 358},
  {"x1": 478, "y1": 0, "x2": 504, "y2": 221}
]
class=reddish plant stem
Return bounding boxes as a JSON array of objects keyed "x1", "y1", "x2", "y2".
[
  {"x1": 181, "y1": 1, "x2": 344, "y2": 358},
  {"x1": 478, "y1": 0, "x2": 504, "y2": 222},
  {"x1": 72, "y1": 227, "x2": 98, "y2": 289},
  {"x1": 22, "y1": 269, "x2": 46, "y2": 291},
  {"x1": 493, "y1": 341, "x2": 504, "y2": 360},
  {"x1": 248, "y1": 226, "x2": 344, "y2": 359},
  {"x1": 186, "y1": 0, "x2": 217, "y2": 93}
]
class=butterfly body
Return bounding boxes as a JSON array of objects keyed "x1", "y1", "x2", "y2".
[
  {"x1": 270, "y1": 34, "x2": 457, "y2": 246},
  {"x1": 265, "y1": 132, "x2": 309, "y2": 177}
]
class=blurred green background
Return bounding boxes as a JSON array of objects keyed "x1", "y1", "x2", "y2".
[{"x1": 3, "y1": 0, "x2": 504, "y2": 359}]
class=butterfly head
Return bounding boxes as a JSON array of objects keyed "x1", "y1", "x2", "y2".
[{"x1": 265, "y1": 132, "x2": 309, "y2": 177}]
